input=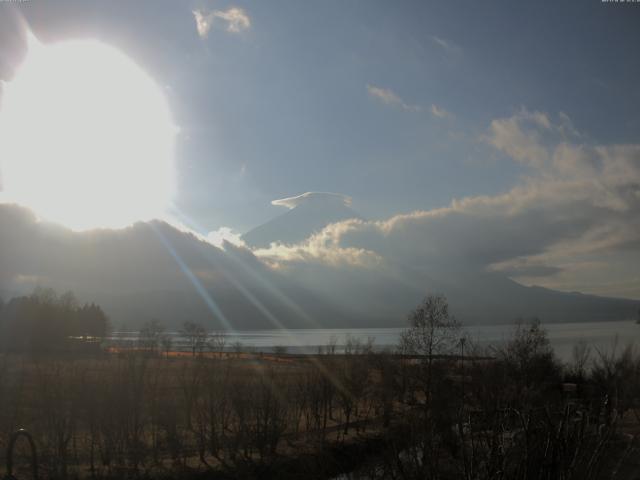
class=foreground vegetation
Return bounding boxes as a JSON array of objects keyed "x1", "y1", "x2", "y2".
[{"x1": 1, "y1": 294, "x2": 640, "y2": 479}]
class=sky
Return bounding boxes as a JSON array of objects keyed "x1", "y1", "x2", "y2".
[{"x1": 0, "y1": 0, "x2": 639, "y2": 301}]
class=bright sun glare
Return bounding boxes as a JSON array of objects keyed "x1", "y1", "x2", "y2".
[{"x1": 0, "y1": 36, "x2": 176, "y2": 230}]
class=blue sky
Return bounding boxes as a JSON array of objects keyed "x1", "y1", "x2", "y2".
[
  {"x1": 1, "y1": 1, "x2": 640, "y2": 300},
  {"x1": 3, "y1": 0, "x2": 637, "y2": 232}
]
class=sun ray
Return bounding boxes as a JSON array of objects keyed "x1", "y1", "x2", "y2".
[{"x1": 150, "y1": 223, "x2": 234, "y2": 332}]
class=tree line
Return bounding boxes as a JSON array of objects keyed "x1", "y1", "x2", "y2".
[{"x1": 0, "y1": 288, "x2": 110, "y2": 353}]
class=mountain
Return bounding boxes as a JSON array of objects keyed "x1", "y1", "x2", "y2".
[
  {"x1": 0, "y1": 203, "x2": 356, "y2": 330},
  {"x1": 283, "y1": 262, "x2": 640, "y2": 326},
  {"x1": 242, "y1": 192, "x2": 362, "y2": 248},
  {"x1": 0, "y1": 203, "x2": 638, "y2": 330},
  {"x1": 435, "y1": 271, "x2": 640, "y2": 324}
]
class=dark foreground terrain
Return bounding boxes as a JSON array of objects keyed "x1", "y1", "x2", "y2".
[{"x1": 3, "y1": 320, "x2": 640, "y2": 480}]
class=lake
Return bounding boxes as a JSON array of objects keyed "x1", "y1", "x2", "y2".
[{"x1": 113, "y1": 320, "x2": 640, "y2": 362}]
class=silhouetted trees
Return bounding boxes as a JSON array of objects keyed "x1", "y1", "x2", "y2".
[
  {"x1": 181, "y1": 320, "x2": 208, "y2": 357},
  {"x1": 138, "y1": 319, "x2": 165, "y2": 355},
  {"x1": 0, "y1": 287, "x2": 110, "y2": 353},
  {"x1": 0, "y1": 293, "x2": 638, "y2": 480},
  {"x1": 494, "y1": 317, "x2": 562, "y2": 406}
]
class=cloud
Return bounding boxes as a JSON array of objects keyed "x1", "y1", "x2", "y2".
[
  {"x1": 488, "y1": 258, "x2": 564, "y2": 278},
  {"x1": 193, "y1": 10, "x2": 214, "y2": 38},
  {"x1": 271, "y1": 192, "x2": 352, "y2": 210},
  {"x1": 213, "y1": 7, "x2": 251, "y2": 33},
  {"x1": 255, "y1": 220, "x2": 383, "y2": 269},
  {"x1": 0, "y1": 205, "x2": 351, "y2": 329},
  {"x1": 484, "y1": 109, "x2": 555, "y2": 168},
  {"x1": 366, "y1": 84, "x2": 421, "y2": 112},
  {"x1": 432, "y1": 36, "x2": 462, "y2": 57},
  {"x1": 430, "y1": 104, "x2": 454, "y2": 120},
  {"x1": 193, "y1": 7, "x2": 250, "y2": 38},
  {"x1": 256, "y1": 111, "x2": 640, "y2": 299},
  {"x1": 2, "y1": 108, "x2": 639, "y2": 329},
  {"x1": 207, "y1": 226, "x2": 246, "y2": 248}
]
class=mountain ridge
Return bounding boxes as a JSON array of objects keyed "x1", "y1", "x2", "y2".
[{"x1": 0, "y1": 203, "x2": 638, "y2": 330}]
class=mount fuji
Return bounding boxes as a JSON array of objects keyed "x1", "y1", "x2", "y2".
[{"x1": 242, "y1": 192, "x2": 362, "y2": 248}]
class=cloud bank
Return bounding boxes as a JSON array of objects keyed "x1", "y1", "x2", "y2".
[{"x1": 257, "y1": 110, "x2": 640, "y2": 300}]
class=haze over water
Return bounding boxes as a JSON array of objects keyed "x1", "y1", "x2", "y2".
[{"x1": 113, "y1": 320, "x2": 640, "y2": 362}]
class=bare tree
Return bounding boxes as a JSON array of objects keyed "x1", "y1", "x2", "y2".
[
  {"x1": 160, "y1": 334, "x2": 173, "y2": 359},
  {"x1": 497, "y1": 318, "x2": 561, "y2": 405},
  {"x1": 232, "y1": 341, "x2": 244, "y2": 358},
  {"x1": 568, "y1": 339, "x2": 592, "y2": 381},
  {"x1": 396, "y1": 294, "x2": 461, "y2": 478},
  {"x1": 209, "y1": 331, "x2": 227, "y2": 356},
  {"x1": 400, "y1": 294, "x2": 461, "y2": 359},
  {"x1": 182, "y1": 321, "x2": 209, "y2": 357},
  {"x1": 138, "y1": 319, "x2": 165, "y2": 355}
]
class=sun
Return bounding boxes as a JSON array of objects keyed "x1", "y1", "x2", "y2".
[{"x1": 0, "y1": 36, "x2": 176, "y2": 230}]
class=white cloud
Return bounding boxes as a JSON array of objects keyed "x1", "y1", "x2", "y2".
[
  {"x1": 366, "y1": 84, "x2": 421, "y2": 112},
  {"x1": 271, "y1": 192, "x2": 352, "y2": 210},
  {"x1": 193, "y1": 7, "x2": 250, "y2": 38},
  {"x1": 254, "y1": 219, "x2": 382, "y2": 269},
  {"x1": 193, "y1": 10, "x2": 214, "y2": 38},
  {"x1": 430, "y1": 104, "x2": 454, "y2": 120},
  {"x1": 213, "y1": 7, "x2": 251, "y2": 33},
  {"x1": 207, "y1": 226, "x2": 246, "y2": 248},
  {"x1": 484, "y1": 108, "x2": 554, "y2": 168}
]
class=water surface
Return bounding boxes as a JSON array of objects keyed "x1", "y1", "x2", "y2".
[{"x1": 113, "y1": 320, "x2": 640, "y2": 362}]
